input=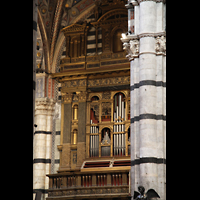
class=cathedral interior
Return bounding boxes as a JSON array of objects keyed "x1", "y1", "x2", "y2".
[{"x1": 33, "y1": 0, "x2": 166, "y2": 199}]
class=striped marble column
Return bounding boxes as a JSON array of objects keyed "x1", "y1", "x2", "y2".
[
  {"x1": 33, "y1": 98, "x2": 55, "y2": 200},
  {"x1": 123, "y1": 0, "x2": 166, "y2": 199}
]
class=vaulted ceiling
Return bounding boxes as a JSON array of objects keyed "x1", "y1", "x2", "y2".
[{"x1": 37, "y1": 0, "x2": 98, "y2": 73}]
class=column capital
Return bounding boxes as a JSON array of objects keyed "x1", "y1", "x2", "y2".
[
  {"x1": 121, "y1": 35, "x2": 139, "y2": 61},
  {"x1": 61, "y1": 92, "x2": 73, "y2": 104},
  {"x1": 35, "y1": 97, "x2": 56, "y2": 115}
]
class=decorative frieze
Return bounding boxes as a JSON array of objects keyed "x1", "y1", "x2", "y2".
[
  {"x1": 61, "y1": 79, "x2": 86, "y2": 89},
  {"x1": 88, "y1": 76, "x2": 130, "y2": 87}
]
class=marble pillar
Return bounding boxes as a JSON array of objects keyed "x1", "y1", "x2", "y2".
[
  {"x1": 122, "y1": 0, "x2": 166, "y2": 199},
  {"x1": 33, "y1": 98, "x2": 55, "y2": 200}
]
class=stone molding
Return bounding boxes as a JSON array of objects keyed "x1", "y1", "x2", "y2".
[
  {"x1": 127, "y1": 0, "x2": 166, "y2": 6},
  {"x1": 138, "y1": 31, "x2": 166, "y2": 39},
  {"x1": 135, "y1": 0, "x2": 166, "y2": 3},
  {"x1": 35, "y1": 97, "x2": 56, "y2": 115}
]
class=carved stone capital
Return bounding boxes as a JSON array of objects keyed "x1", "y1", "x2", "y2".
[
  {"x1": 121, "y1": 32, "x2": 166, "y2": 60},
  {"x1": 155, "y1": 35, "x2": 166, "y2": 55},
  {"x1": 121, "y1": 36, "x2": 139, "y2": 61},
  {"x1": 35, "y1": 97, "x2": 56, "y2": 115}
]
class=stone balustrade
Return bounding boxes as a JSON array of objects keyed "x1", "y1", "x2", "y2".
[{"x1": 46, "y1": 170, "x2": 130, "y2": 199}]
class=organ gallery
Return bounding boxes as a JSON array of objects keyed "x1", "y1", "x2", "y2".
[{"x1": 33, "y1": 0, "x2": 166, "y2": 199}]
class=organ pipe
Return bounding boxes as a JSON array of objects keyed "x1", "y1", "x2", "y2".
[
  {"x1": 122, "y1": 101, "x2": 124, "y2": 120},
  {"x1": 90, "y1": 116, "x2": 99, "y2": 156},
  {"x1": 116, "y1": 106, "x2": 118, "y2": 121},
  {"x1": 114, "y1": 134, "x2": 116, "y2": 156},
  {"x1": 119, "y1": 95, "x2": 121, "y2": 118},
  {"x1": 94, "y1": 135, "x2": 96, "y2": 156},
  {"x1": 116, "y1": 134, "x2": 119, "y2": 155},
  {"x1": 90, "y1": 135, "x2": 93, "y2": 156}
]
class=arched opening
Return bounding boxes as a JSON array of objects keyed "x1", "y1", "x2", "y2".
[
  {"x1": 101, "y1": 128, "x2": 111, "y2": 157},
  {"x1": 91, "y1": 96, "x2": 99, "y2": 101}
]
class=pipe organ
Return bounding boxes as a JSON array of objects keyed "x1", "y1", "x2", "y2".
[{"x1": 88, "y1": 92, "x2": 130, "y2": 158}]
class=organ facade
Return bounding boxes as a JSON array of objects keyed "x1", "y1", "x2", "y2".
[{"x1": 48, "y1": 0, "x2": 131, "y2": 199}]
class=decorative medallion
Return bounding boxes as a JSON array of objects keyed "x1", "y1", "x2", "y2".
[
  {"x1": 41, "y1": 6, "x2": 47, "y2": 14},
  {"x1": 37, "y1": 52, "x2": 41, "y2": 57}
]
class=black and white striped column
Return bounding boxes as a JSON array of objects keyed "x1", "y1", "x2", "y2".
[
  {"x1": 124, "y1": 0, "x2": 166, "y2": 199},
  {"x1": 33, "y1": 98, "x2": 55, "y2": 200}
]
